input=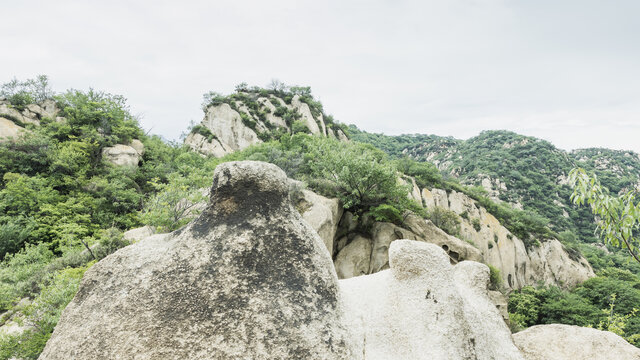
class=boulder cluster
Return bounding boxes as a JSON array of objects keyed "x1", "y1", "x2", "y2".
[{"x1": 39, "y1": 161, "x2": 640, "y2": 359}]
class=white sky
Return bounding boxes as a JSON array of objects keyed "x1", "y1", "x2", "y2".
[{"x1": 2, "y1": 0, "x2": 639, "y2": 152}]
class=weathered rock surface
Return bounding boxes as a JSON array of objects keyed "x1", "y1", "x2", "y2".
[
  {"x1": 101, "y1": 143, "x2": 143, "y2": 167},
  {"x1": 0, "y1": 117, "x2": 26, "y2": 141},
  {"x1": 334, "y1": 213, "x2": 482, "y2": 280},
  {"x1": 40, "y1": 161, "x2": 356, "y2": 359},
  {"x1": 185, "y1": 93, "x2": 347, "y2": 157},
  {"x1": 0, "y1": 99, "x2": 60, "y2": 127},
  {"x1": 292, "y1": 94, "x2": 321, "y2": 135},
  {"x1": 122, "y1": 225, "x2": 156, "y2": 243},
  {"x1": 291, "y1": 186, "x2": 343, "y2": 254},
  {"x1": 184, "y1": 132, "x2": 232, "y2": 157},
  {"x1": 513, "y1": 324, "x2": 640, "y2": 360},
  {"x1": 423, "y1": 188, "x2": 594, "y2": 290},
  {"x1": 334, "y1": 235, "x2": 372, "y2": 279},
  {"x1": 341, "y1": 240, "x2": 524, "y2": 360}
]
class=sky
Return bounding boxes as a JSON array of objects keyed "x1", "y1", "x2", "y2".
[{"x1": 2, "y1": 0, "x2": 639, "y2": 153}]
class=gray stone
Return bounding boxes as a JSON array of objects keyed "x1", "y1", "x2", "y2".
[
  {"x1": 513, "y1": 324, "x2": 640, "y2": 360},
  {"x1": 40, "y1": 161, "x2": 357, "y2": 359},
  {"x1": 334, "y1": 236, "x2": 372, "y2": 279},
  {"x1": 122, "y1": 225, "x2": 156, "y2": 243},
  {"x1": 102, "y1": 144, "x2": 141, "y2": 167},
  {"x1": 0, "y1": 117, "x2": 26, "y2": 141},
  {"x1": 340, "y1": 240, "x2": 524, "y2": 359}
]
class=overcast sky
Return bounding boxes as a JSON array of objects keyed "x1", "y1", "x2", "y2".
[{"x1": 2, "y1": 0, "x2": 639, "y2": 153}]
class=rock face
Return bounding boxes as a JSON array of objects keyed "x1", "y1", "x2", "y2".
[
  {"x1": 422, "y1": 187, "x2": 594, "y2": 290},
  {"x1": 513, "y1": 324, "x2": 640, "y2": 360},
  {"x1": 101, "y1": 142, "x2": 144, "y2": 167},
  {"x1": 0, "y1": 117, "x2": 26, "y2": 141},
  {"x1": 0, "y1": 99, "x2": 62, "y2": 126},
  {"x1": 40, "y1": 161, "x2": 356, "y2": 359},
  {"x1": 291, "y1": 186, "x2": 343, "y2": 254},
  {"x1": 39, "y1": 161, "x2": 634, "y2": 359},
  {"x1": 333, "y1": 212, "x2": 482, "y2": 280},
  {"x1": 122, "y1": 225, "x2": 156, "y2": 243},
  {"x1": 185, "y1": 92, "x2": 347, "y2": 157},
  {"x1": 341, "y1": 240, "x2": 524, "y2": 359}
]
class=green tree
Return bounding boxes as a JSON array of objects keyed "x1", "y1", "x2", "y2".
[
  {"x1": 304, "y1": 137, "x2": 409, "y2": 215},
  {"x1": 570, "y1": 168, "x2": 640, "y2": 263}
]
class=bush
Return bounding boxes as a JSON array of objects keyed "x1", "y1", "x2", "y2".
[
  {"x1": 291, "y1": 120, "x2": 308, "y2": 134},
  {"x1": 488, "y1": 265, "x2": 502, "y2": 290},
  {"x1": 1, "y1": 75, "x2": 53, "y2": 111},
  {"x1": 190, "y1": 125, "x2": 217, "y2": 142},
  {"x1": 472, "y1": 218, "x2": 481, "y2": 232},
  {"x1": 369, "y1": 204, "x2": 403, "y2": 225},
  {"x1": 427, "y1": 207, "x2": 461, "y2": 236}
]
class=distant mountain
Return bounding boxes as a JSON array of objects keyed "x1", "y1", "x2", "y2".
[{"x1": 350, "y1": 127, "x2": 640, "y2": 244}]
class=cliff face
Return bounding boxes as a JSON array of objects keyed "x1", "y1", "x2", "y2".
[
  {"x1": 185, "y1": 92, "x2": 348, "y2": 157},
  {"x1": 328, "y1": 182, "x2": 594, "y2": 290},
  {"x1": 421, "y1": 187, "x2": 594, "y2": 290}
]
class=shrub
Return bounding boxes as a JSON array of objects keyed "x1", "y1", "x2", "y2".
[
  {"x1": 191, "y1": 125, "x2": 217, "y2": 142},
  {"x1": 472, "y1": 218, "x2": 481, "y2": 232},
  {"x1": 369, "y1": 204, "x2": 403, "y2": 225},
  {"x1": 427, "y1": 207, "x2": 461, "y2": 236},
  {"x1": 291, "y1": 120, "x2": 308, "y2": 134},
  {"x1": 488, "y1": 265, "x2": 503, "y2": 290}
]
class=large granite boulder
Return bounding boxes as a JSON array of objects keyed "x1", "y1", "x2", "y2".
[
  {"x1": 513, "y1": 324, "x2": 640, "y2": 360},
  {"x1": 291, "y1": 186, "x2": 343, "y2": 255},
  {"x1": 101, "y1": 142, "x2": 144, "y2": 167},
  {"x1": 0, "y1": 117, "x2": 26, "y2": 141},
  {"x1": 340, "y1": 240, "x2": 524, "y2": 359},
  {"x1": 40, "y1": 161, "x2": 357, "y2": 359}
]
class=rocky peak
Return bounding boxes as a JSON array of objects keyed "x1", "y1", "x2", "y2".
[
  {"x1": 0, "y1": 98, "x2": 65, "y2": 141},
  {"x1": 185, "y1": 88, "x2": 349, "y2": 157}
]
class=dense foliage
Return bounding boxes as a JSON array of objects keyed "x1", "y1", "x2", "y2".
[
  {"x1": 570, "y1": 168, "x2": 640, "y2": 263},
  {"x1": 0, "y1": 78, "x2": 196, "y2": 358},
  {"x1": 509, "y1": 267, "x2": 640, "y2": 346}
]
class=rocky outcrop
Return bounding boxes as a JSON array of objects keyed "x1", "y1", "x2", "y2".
[
  {"x1": 513, "y1": 324, "x2": 640, "y2": 360},
  {"x1": 421, "y1": 188, "x2": 594, "y2": 290},
  {"x1": 333, "y1": 213, "x2": 482, "y2": 279},
  {"x1": 122, "y1": 225, "x2": 155, "y2": 243},
  {"x1": 341, "y1": 240, "x2": 524, "y2": 359},
  {"x1": 101, "y1": 141, "x2": 145, "y2": 167},
  {"x1": 40, "y1": 161, "x2": 357, "y2": 359},
  {"x1": 291, "y1": 185, "x2": 343, "y2": 254},
  {"x1": 185, "y1": 92, "x2": 347, "y2": 157},
  {"x1": 0, "y1": 99, "x2": 62, "y2": 126},
  {"x1": 0, "y1": 117, "x2": 27, "y2": 141}
]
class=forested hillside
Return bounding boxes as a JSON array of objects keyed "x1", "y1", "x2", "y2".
[
  {"x1": 0, "y1": 79, "x2": 639, "y2": 358},
  {"x1": 350, "y1": 126, "x2": 640, "y2": 344}
]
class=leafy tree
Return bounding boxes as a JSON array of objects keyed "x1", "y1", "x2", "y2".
[
  {"x1": 0, "y1": 75, "x2": 53, "y2": 110},
  {"x1": 427, "y1": 207, "x2": 460, "y2": 236},
  {"x1": 304, "y1": 137, "x2": 410, "y2": 215},
  {"x1": 570, "y1": 168, "x2": 640, "y2": 263}
]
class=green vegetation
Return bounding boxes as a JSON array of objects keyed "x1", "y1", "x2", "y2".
[
  {"x1": 0, "y1": 75, "x2": 54, "y2": 111},
  {"x1": 570, "y1": 168, "x2": 639, "y2": 263},
  {"x1": 509, "y1": 268, "x2": 640, "y2": 345},
  {"x1": 350, "y1": 126, "x2": 640, "y2": 344},
  {"x1": 190, "y1": 124, "x2": 217, "y2": 142},
  {"x1": 0, "y1": 77, "x2": 201, "y2": 358},
  {"x1": 427, "y1": 207, "x2": 461, "y2": 236},
  {"x1": 488, "y1": 265, "x2": 503, "y2": 290}
]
